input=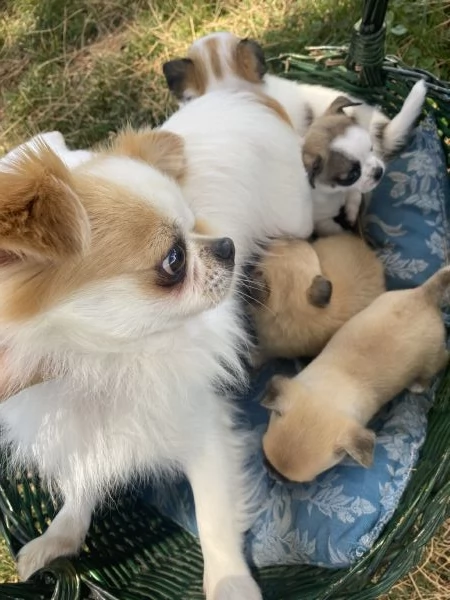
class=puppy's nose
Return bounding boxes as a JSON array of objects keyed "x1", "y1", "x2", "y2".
[
  {"x1": 263, "y1": 455, "x2": 290, "y2": 484},
  {"x1": 211, "y1": 237, "x2": 235, "y2": 263},
  {"x1": 373, "y1": 166, "x2": 384, "y2": 182}
]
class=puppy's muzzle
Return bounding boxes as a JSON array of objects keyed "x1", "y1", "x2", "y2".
[
  {"x1": 263, "y1": 454, "x2": 291, "y2": 484},
  {"x1": 210, "y1": 237, "x2": 235, "y2": 266}
]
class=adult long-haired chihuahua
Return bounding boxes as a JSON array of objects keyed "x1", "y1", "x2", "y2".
[{"x1": 0, "y1": 86, "x2": 315, "y2": 599}]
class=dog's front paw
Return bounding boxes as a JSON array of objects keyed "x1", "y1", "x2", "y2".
[
  {"x1": 212, "y1": 575, "x2": 262, "y2": 600},
  {"x1": 17, "y1": 534, "x2": 80, "y2": 581},
  {"x1": 345, "y1": 190, "x2": 363, "y2": 224}
]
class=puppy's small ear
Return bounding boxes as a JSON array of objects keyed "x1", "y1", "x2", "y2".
[
  {"x1": 0, "y1": 143, "x2": 90, "y2": 264},
  {"x1": 337, "y1": 425, "x2": 376, "y2": 468},
  {"x1": 325, "y1": 96, "x2": 362, "y2": 116},
  {"x1": 307, "y1": 275, "x2": 333, "y2": 307},
  {"x1": 261, "y1": 375, "x2": 287, "y2": 411},
  {"x1": 236, "y1": 38, "x2": 267, "y2": 82},
  {"x1": 302, "y1": 153, "x2": 324, "y2": 189},
  {"x1": 110, "y1": 129, "x2": 186, "y2": 182},
  {"x1": 162, "y1": 58, "x2": 194, "y2": 100},
  {"x1": 244, "y1": 264, "x2": 270, "y2": 305}
]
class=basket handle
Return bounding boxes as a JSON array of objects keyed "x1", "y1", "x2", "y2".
[{"x1": 346, "y1": 0, "x2": 389, "y2": 86}]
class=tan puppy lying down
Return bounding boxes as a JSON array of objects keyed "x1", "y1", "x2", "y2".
[
  {"x1": 249, "y1": 234, "x2": 385, "y2": 360},
  {"x1": 261, "y1": 265, "x2": 450, "y2": 483}
]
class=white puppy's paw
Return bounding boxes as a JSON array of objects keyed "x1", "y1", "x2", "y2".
[
  {"x1": 345, "y1": 190, "x2": 363, "y2": 224},
  {"x1": 17, "y1": 534, "x2": 80, "y2": 581},
  {"x1": 212, "y1": 575, "x2": 262, "y2": 600}
]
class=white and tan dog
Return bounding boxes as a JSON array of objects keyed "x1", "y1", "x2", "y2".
[
  {"x1": 163, "y1": 31, "x2": 426, "y2": 233},
  {"x1": 261, "y1": 266, "x2": 450, "y2": 483},
  {"x1": 0, "y1": 87, "x2": 314, "y2": 599}
]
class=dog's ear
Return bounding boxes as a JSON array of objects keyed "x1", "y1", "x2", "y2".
[
  {"x1": 302, "y1": 152, "x2": 324, "y2": 189},
  {"x1": 307, "y1": 275, "x2": 333, "y2": 307},
  {"x1": 162, "y1": 58, "x2": 195, "y2": 100},
  {"x1": 325, "y1": 96, "x2": 362, "y2": 116},
  {"x1": 236, "y1": 38, "x2": 267, "y2": 82},
  {"x1": 110, "y1": 129, "x2": 186, "y2": 182},
  {"x1": 243, "y1": 263, "x2": 270, "y2": 305},
  {"x1": 261, "y1": 375, "x2": 288, "y2": 412},
  {"x1": 0, "y1": 143, "x2": 90, "y2": 265},
  {"x1": 337, "y1": 425, "x2": 376, "y2": 468}
]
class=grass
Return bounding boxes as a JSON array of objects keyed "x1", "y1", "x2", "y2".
[
  {"x1": 0, "y1": 0, "x2": 449, "y2": 153},
  {"x1": 0, "y1": 0, "x2": 449, "y2": 596}
]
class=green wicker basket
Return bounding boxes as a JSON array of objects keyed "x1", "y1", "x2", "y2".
[{"x1": 1, "y1": 0, "x2": 449, "y2": 598}]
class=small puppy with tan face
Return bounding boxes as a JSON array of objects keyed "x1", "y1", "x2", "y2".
[
  {"x1": 261, "y1": 265, "x2": 450, "y2": 483},
  {"x1": 248, "y1": 234, "x2": 385, "y2": 361}
]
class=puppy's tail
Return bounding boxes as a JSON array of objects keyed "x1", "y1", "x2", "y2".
[
  {"x1": 374, "y1": 80, "x2": 426, "y2": 161},
  {"x1": 421, "y1": 266, "x2": 450, "y2": 305}
]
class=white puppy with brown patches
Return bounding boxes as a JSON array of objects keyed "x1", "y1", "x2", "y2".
[
  {"x1": 0, "y1": 89, "x2": 314, "y2": 599},
  {"x1": 163, "y1": 31, "x2": 426, "y2": 232}
]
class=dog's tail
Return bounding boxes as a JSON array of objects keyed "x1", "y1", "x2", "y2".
[
  {"x1": 374, "y1": 80, "x2": 426, "y2": 161},
  {"x1": 421, "y1": 266, "x2": 450, "y2": 305}
]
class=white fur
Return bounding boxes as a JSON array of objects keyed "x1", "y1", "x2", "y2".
[
  {"x1": 1, "y1": 131, "x2": 93, "y2": 170},
  {"x1": 161, "y1": 90, "x2": 313, "y2": 264},
  {"x1": 0, "y1": 88, "x2": 314, "y2": 598},
  {"x1": 174, "y1": 33, "x2": 426, "y2": 235}
]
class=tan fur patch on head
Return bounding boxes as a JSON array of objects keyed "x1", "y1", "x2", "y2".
[
  {"x1": 0, "y1": 164, "x2": 182, "y2": 322},
  {"x1": 234, "y1": 38, "x2": 266, "y2": 83},
  {"x1": 204, "y1": 36, "x2": 223, "y2": 79},
  {"x1": 255, "y1": 93, "x2": 293, "y2": 127},
  {"x1": 0, "y1": 142, "x2": 90, "y2": 263},
  {"x1": 107, "y1": 128, "x2": 186, "y2": 182}
]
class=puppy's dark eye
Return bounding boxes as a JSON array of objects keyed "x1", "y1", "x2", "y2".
[
  {"x1": 336, "y1": 162, "x2": 361, "y2": 186},
  {"x1": 159, "y1": 244, "x2": 186, "y2": 284}
]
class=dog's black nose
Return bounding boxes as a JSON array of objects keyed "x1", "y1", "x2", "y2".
[
  {"x1": 263, "y1": 455, "x2": 290, "y2": 484},
  {"x1": 373, "y1": 166, "x2": 384, "y2": 181},
  {"x1": 210, "y1": 237, "x2": 235, "y2": 263}
]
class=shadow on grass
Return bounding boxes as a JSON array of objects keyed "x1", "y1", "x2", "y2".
[{"x1": 0, "y1": 0, "x2": 448, "y2": 151}]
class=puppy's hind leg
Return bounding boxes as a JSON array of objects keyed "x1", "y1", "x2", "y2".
[
  {"x1": 408, "y1": 347, "x2": 450, "y2": 393},
  {"x1": 17, "y1": 491, "x2": 94, "y2": 581},
  {"x1": 184, "y1": 397, "x2": 261, "y2": 600}
]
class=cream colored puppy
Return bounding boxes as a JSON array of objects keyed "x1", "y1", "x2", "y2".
[
  {"x1": 261, "y1": 266, "x2": 450, "y2": 483},
  {"x1": 248, "y1": 234, "x2": 385, "y2": 360}
]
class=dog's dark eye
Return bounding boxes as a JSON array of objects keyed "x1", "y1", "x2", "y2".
[
  {"x1": 159, "y1": 244, "x2": 186, "y2": 285},
  {"x1": 336, "y1": 162, "x2": 361, "y2": 186}
]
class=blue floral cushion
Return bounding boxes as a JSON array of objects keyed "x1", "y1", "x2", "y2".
[{"x1": 142, "y1": 115, "x2": 450, "y2": 568}]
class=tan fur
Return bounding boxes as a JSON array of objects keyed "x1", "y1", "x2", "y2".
[
  {"x1": 250, "y1": 234, "x2": 385, "y2": 360},
  {"x1": 262, "y1": 266, "x2": 450, "y2": 482},
  {"x1": 108, "y1": 128, "x2": 187, "y2": 182},
  {"x1": 302, "y1": 101, "x2": 358, "y2": 186},
  {"x1": 0, "y1": 142, "x2": 90, "y2": 263},
  {"x1": 254, "y1": 93, "x2": 293, "y2": 127},
  {"x1": 205, "y1": 36, "x2": 223, "y2": 79},
  {"x1": 0, "y1": 133, "x2": 189, "y2": 322},
  {"x1": 234, "y1": 38, "x2": 264, "y2": 83}
]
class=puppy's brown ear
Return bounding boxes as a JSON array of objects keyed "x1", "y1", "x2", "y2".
[
  {"x1": 325, "y1": 96, "x2": 362, "y2": 116},
  {"x1": 110, "y1": 129, "x2": 186, "y2": 182},
  {"x1": 261, "y1": 375, "x2": 288, "y2": 412},
  {"x1": 307, "y1": 275, "x2": 333, "y2": 307},
  {"x1": 302, "y1": 152, "x2": 324, "y2": 189},
  {"x1": 0, "y1": 143, "x2": 90, "y2": 264},
  {"x1": 236, "y1": 38, "x2": 267, "y2": 82},
  {"x1": 162, "y1": 58, "x2": 195, "y2": 100},
  {"x1": 338, "y1": 425, "x2": 376, "y2": 468},
  {"x1": 244, "y1": 264, "x2": 270, "y2": 305}
]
